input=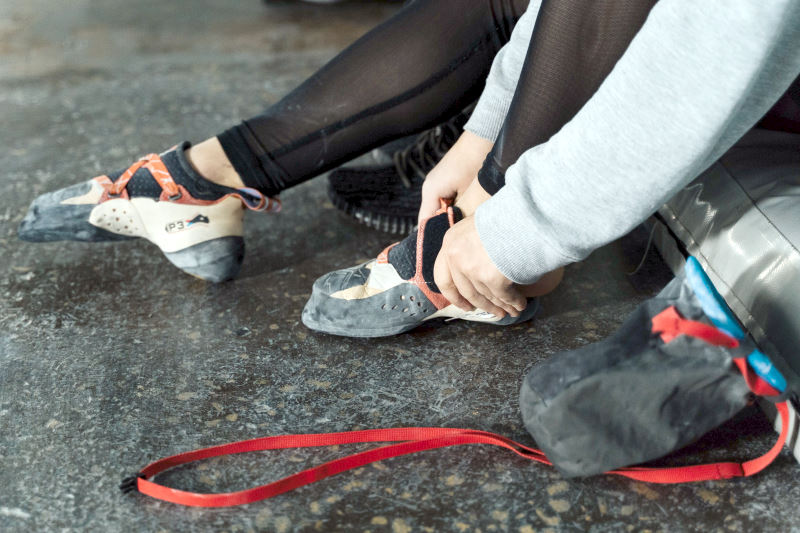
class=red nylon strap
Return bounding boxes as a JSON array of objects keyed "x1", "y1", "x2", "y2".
[
  {"x1": 135, "y1": 428, "x2": 550, "y2": 507},
  {"x1": 130, "y1": 306, "x2": 789, "y2": 507},
  {"x1": 133, "y1": 397, "x2": 790, "y2": 507},
  {"x1": 612, "y1": 401, "x2": 790, "y2": 482},
  {"x1": 651, "y1": 306, "x2": 740, "y2": 347},
  {"x1": 733, "y1": 357, "x2": 782, "y2": 397}
]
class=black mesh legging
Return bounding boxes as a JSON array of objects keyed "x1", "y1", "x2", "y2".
[
  {"x1": 479, "y1": 0, "x2": 656, "y2": 193},
  {"x1": 218, "y1": 0, "x2": 656, "y2": 198}
]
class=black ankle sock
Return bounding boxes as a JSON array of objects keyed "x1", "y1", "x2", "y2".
[
  {"x1": 387, "y1": 206, "x2": 462, "y2": 293},
  {"x1": 108, "y1": 142, "x2": 236, "y2": 200}
]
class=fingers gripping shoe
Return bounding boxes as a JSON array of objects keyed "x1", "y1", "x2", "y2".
[
  {"x1": 302, "y1": 200, "x2": 539, "y2": 337},
  {"x1": 18, "y1": 142, "x2": 280, "y2": 282}
]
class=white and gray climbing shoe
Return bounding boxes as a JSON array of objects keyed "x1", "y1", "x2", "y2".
[
  {"x1": 18, "y1": 142, "x2": 280, "y2": 282},
  {"x1": 302, "y1": 199, "x2": 539, "y2": 337}
]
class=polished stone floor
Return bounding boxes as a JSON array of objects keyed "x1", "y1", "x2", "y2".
[{"x1": 1, "y1": 1, "x2": 798, "y2": 531}]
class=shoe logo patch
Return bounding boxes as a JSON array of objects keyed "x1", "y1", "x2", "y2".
[
  {"x1": 165, "y1": 214, "x2": 209, "y2": 233},
  {"x1": 186, "y1": 214, "x2": 210, "y2": 226}
]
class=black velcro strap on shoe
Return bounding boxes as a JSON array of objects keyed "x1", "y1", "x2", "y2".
[{"x1": 388, "y1": 206, "x2": 463, "y2": 292}]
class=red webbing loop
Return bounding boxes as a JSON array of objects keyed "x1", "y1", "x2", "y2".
[
  {"x1": 610, "y1": 401, "x2": 790, "y2": 483},
  {"x1": 135, "y1": 428, "x2": 549, "y2": 507},
  {"x1": 132, "y1": 397, "x2": 790, "y2": 506},
  {"x1": 127, "y1": 312, "x2": 791, "y2": 507}
]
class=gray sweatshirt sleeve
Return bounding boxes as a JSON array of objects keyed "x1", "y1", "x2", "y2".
[
  {"x1": 475, "y1": 0, "x2": 800, "y2": 285},
  {"x1": 463, "y1": 1, "x2": 541, "y2": 141}
]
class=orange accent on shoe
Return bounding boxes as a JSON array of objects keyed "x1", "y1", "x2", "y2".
[
  {"x1": 263, "y1": 196, "x2": 281, "y2": 213},
  {"x1": 95, "y1": 175, "x2": 130, "y2": 202},
  {"x1": 106, "y1": 158, "x2": 146, "y2": 197},
  {"x1": 232, "y1": 187, "x2": 281, "y2": 213},
  {"x1": 409, "y1": 214, "x2": 450, "y2": 310},
  {"x1": 144, "y1": 154, "x2": 181, "y2": 199},
  {"x1": 377, "y1": 242, "x2": 399, "y2": 264},
  {"x1": 99, "y1": 153, "x2": 179, "y2": 200},
  {"x1": 434, "y1": 198, "x2": 456, "y2": 227},
  {"x1": 434, "y1": 197, "x2": 453, "y2": 216},
  {"x1": 93, "y1": 152, "x2": 281, "y2": 212}
]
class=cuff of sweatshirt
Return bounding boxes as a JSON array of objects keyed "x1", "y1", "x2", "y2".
[
  {"x1": 475, "y1": 185, "x2": 575, "y2": 285},
  {"x1": 463, "y1": 87, "x2": 513, "y2": 142}
]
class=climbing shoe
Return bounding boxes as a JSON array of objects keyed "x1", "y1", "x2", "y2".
[
  {"x1": 18, "y1": 142, "x2": 279, "y2": 282},
  {"x1": 302, "y1": 199, "x2": 539, "y2": 337}
]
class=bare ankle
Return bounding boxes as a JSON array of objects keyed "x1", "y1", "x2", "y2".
[
  {"x1": 186, "y1": 137, "x2": 245, "y2": 189},
  {"x1": 520, "y1": 267, "x2": 564, "y2": 298},
  {"x1": 455, "y1": 178, "x2": 491, "y2": 217}
]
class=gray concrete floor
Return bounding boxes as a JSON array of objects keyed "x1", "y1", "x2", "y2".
[{"x1": 1, "y1": 1, "x2": 798, "y2": 531}]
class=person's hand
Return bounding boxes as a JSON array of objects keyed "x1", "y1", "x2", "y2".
[
  {"x1": 418, "y1": 164, "x2": 473, "y2": 223},
  {"x1": 418, "y1": 131, "x2": 493, "y2": 223},
  {"x1": 434, "y1": 215, "x2": 526, "y2": 318}
]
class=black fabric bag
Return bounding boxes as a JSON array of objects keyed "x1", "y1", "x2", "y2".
[{"x1": 519, "y1": 257, "x2": 782, "y2": 477}]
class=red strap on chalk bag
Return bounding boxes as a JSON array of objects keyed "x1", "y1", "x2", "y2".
[
  {"x1": 122, "y1": 398, "x2": 790, "y2": 506},
  {"x1": 651, "y1": 306, "x2": 740, "y2": 347},
  {"x1": 121, "y1": 307, "x2": 791, "y2": 506}
]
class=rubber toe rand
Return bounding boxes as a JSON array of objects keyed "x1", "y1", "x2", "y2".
[{"x1": 18, "y1": 181, "x2": 133, "y2": 243}]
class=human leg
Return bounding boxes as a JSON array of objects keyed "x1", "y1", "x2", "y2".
[
  {"x1": 19, "y1": 0, "x2": 527, "y2": 281},
  {"x1": 215, "y1": 0, "x2": 529, "y2": 196},
  {"x1": 478, "y1": 0, "x2": 658, "y2": 193},
  {"x1": 433, "y1": 0, "x2": 657, "y2": 314},
  {"x1": 304, "y1": 0, "x2": 658, "y2": 335}
]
